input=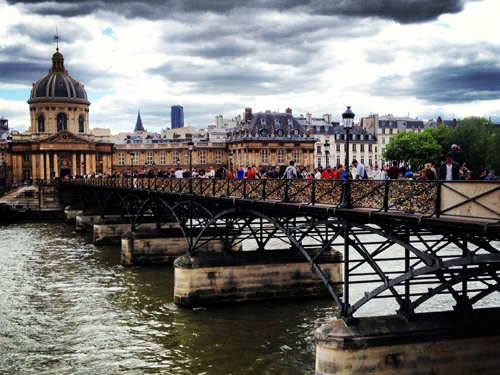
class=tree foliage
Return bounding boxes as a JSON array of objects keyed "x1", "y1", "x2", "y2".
[
  {"x1": 447, "y1": 117, "x2": 499, "y2": 173},
  {"x1": 382, "y1": 130, "x2": 441, "y2": 171}
]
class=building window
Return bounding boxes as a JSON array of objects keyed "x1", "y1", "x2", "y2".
[
  {"x1": 199, "y1": 150, "x2": 206, "y2": 164},
  {"x1": 160, "y1": 152, "x2": 166, "y2": 165},
  {"x1": 369, "y1": 157, "x2": 372, "y2": 167},
  {"x1": 352, "y1": 144, "x2": 356, "y2": 152},
  {"x1": 382, "y1": 137, "x2": 386, "y2": 144},
  {"x1": 132, "y1": 152, "x2": 139, "y2": 165},
  {"x1": 215, "y1": 150, "x2": 222, "y2": 164},
  {"x1": 375, "y1": 146, "x2": 378, "y2": 153},
  {"x1": 118, "y1": 152, "x2": 124, "y2": 166},
  {"x1": 56, "y1": 113, "x2": 67, "y2": 132},
  {"x1": 361, "y1": 158, "x2": 365, "y2": 165},
  {"x1": 389, "y1": 129, "x2": 393, "y2": 134},
  {"x1": 361, "y1": 144, "x2": 365, "y2": 152},
  {"x1": 344, "y1": 144, "x2": 347, "y2": 151},
  {"x1": 336, "y1": 144, "x2": 340, "y2": 152},
  {"x1": 262, "y1": 149, "x2": 269, "y2": 164},
  {"x1": 0, "y1": 152, "x2": 4, "y2": 163},
  {"x1": 38, "y1": 114, "x2": 45, "y2": 132},
  {"x1": 318, "y1": 158, "x2": 321, "y2": 167},
  {"x1": 369, "y1": 144, "x2": 372, "y2": 152},
  {"x1": 278, "y1": 149, "x2": 285, "y2": 164},
  {"x1": 293, "y1": 149, "x2": 301, "y2": 164},
  {"x1": 173, "y1": 151, "x2": 179, "y2": 165},
  {"x1": 183, "y1": 151, "x2": 189, "y2": 164},
  {"x1": 78, "y1": 115, "x2": 84, "y2": 133},
  {"x1": 23, "y1": 170, "x2": 31, "y2": 180},
  {"x1": 147, "y1": 152, "x2": 153, "y2": 165},
  {"x1": 337, "y1": 157, "x2": 341, "y2": 166},
  {"x1": 316, "y1": 145, "x2": 322, "y2": 154},
  {"x1": 23, "y1": 153, "x2": 30, "y2": 162},
  {"x1": 382, "y1": 128, "x2": 386, "y2": 134}
]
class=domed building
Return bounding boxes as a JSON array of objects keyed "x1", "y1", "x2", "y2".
[
  {"x1": 6, "y1": 47, "x2": 114, "y2": 182},
  {"x1": 28, "y1": 47, "x2": 90, "y2": 134}
]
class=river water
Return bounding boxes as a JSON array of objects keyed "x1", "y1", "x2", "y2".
[{"x1": 0, "y1": 222, "x2": 338, "y2": 375}]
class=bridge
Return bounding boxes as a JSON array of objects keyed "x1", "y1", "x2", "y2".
[{"x1": 60, "y1": 178, "x2": 500, "y2": 322}]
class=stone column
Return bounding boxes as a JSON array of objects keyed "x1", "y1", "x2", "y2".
[
  {"x1": 40, "y1": 152, "x2": 45, "y2": 180},
  {"x1": 85, "y1": 153, "x2": 90, "y2": 174},
  {"x1": 72, "y1": 153, "x2": 77, "y2": 177},
  {"x1": 53, "y1": 153, "x2": 59, "y2": 178},
  {"x1": 45, "y1": 152, "x2": 51, "y2": 179},
  {"x1": 15, "y1": 154, "x2": 23, "y2": 182},
  {"x1": 31, "y1": 153, "x2": 37, "y2": 180}
]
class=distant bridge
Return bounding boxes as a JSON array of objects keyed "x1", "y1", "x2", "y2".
[{"x1": 60, "y1": 178, "x2": 500, "y2": 324}]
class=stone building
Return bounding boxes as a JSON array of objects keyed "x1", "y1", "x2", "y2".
[
  {"x1": 7, "y1": 47, "x2": 114, "y2": 181},
  {"x1": 226, "y1": 108, "x2": 317, "y2": 172}
]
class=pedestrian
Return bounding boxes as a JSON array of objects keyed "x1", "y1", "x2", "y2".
[
  {"x1": 352, "y1": 159, "x2": 366, "y2": 180},
  {"x1": 439, "y1": 153, "x2": 460, "y2": 180},
  {"x1": 388, "y1": 161, "x2": 400, "y2": 179},
  {"x1": 320, "y1": 165, "x2": 336, "y2": 179},
  {"x1": 485, "y1": 169, "x2": 498, "y2": 181},
  {"x1": 372, "y1": 164, "x2": 382, "y2": 180},
  {"x1": 283, "y1": 160, "x2": 297, "y2": 179}
]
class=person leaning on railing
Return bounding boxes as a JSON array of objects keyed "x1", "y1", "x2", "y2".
[{"x1": 282, "y1": 160, "x2": 297, "y2": 179}]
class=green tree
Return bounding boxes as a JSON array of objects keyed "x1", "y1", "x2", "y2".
[
  {"x1": 423, "y1": 125, "x2": 452, "y2": 160},
  {"x1": 383, "y1": 130, "x2": 441, "y2": 171},
  {"x1": 448, "y1": 117, "x2": 497, "y2": 172}
]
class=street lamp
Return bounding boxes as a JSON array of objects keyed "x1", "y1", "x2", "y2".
[
  {"x1": 99, "y1": 159, "x2": 103, "y2": 174},
  {"x1": 340, "y1": 106, "x2": 355, "y2": 208},
  {"x1": 81, "y1": 161, "x2": 85, "y2": 175},
  {"x1": 129, "y1": 151, "x2": 135, "y2": 176},
  {"x1": 324, "y1": 139, "x2": 330, "y2": 167},
  {"x1": 188, "y1": 139, "x2": 194, "y2": 177},
  {"x1": 228, "y1": 151, "x2": 233, "y2": 175}
]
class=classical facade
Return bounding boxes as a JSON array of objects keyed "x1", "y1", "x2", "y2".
[
  {"x1": 3, "y1": 47, "x2": 114, "y2": 183},
  {"x1": 226, "y1": 108, "x2": 317, "y2": 171}
]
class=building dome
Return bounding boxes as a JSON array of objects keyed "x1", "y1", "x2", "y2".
[{"x1": 28, "y1": 48, "x2": 89, "y2": 105}]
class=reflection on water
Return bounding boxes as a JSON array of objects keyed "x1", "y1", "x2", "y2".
[{"x1": 0, "y1": 223, "x2": 337, "y2": 374}]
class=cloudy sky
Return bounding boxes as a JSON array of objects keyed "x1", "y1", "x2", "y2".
[{"x1": 0, "y1": 0, "x2": 499, "y2": 134}]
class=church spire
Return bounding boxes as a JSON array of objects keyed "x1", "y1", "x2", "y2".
[{"x1": 134, "y1": 110, "x2": 145, "y2": 132}]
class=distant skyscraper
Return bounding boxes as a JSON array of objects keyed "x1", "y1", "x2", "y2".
[{"x1": 171, "y1": 105, "x2": 184, "y2": 129}]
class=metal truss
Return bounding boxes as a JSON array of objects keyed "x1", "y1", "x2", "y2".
[{"x1": 60, "y1": 179, "x2": 500, "y2": 325}]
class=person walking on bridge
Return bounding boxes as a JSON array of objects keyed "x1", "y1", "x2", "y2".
[
  {"x1": 439, "y1": 153, "x2": 460, "y2": 180},
  {"x1": 283, "y1": 160, "x2": 297, "y2": 179},
  {"x1": 388, "y1": 161, "x2": 400, "y2": 179}
]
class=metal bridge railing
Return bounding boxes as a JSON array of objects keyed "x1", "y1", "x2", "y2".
[{"x1": 62, "y1": 178, "x2": 500, "y2": 220}]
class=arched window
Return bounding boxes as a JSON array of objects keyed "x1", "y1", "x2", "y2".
[
  {"x1": 56, "y1": 113, "x2": 67, "y2": 132},
  {"x1": 78, "y1": 115, "x2": 84, "y2": 133},
  {"x1": 38, "y1": 114, "x2": 45, "y2": 132}
]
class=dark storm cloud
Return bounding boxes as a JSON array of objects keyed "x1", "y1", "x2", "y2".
[
  {"x1": 371, "y1": 63, "x2": 500, "y2": 104},
  {"x1": 7, "y1": 0, "x2": 477, "y2": 24}
]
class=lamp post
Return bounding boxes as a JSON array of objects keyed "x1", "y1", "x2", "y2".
[
  {"x1": 99, "y1": 159, "x2": 103, "y2": 174},
  {"x1": 188, "y1": 139, "x2": 194, "y2": 177},
  {"x1": 129, "y1": 151, "x2": 135, "y2": 175},
  {"x1": 228, "y1": 151, "x2": 233, "y2": 175},
  {"x1": 340, "y1": 106, "x2": 355, "y2": 209},
  {"x1": 81, "y1": 161, "x2": 85, "y2": 175},
  {"x1": 324, "y1": 139, "x2": 330, "y2": 167}
]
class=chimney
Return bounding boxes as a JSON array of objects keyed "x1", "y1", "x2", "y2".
[
  {"x1": 323, "y1": 113, "x2": 331, "y2": 123},
  {"x1": 306, "y1": 113, "x2": 312, "y2": 123},
  {"x1": 245, "y1": 107, "x2": 252, "y2": 122},
  {"x1": 437, "y1": 117, "x2": 442, "y2": 127},
  {"x1": 453, "y1": 118, "x2": 457, "y2": 128},
  {"x1": 285, "y1": 107, "x2": 292, "y2": 114}
]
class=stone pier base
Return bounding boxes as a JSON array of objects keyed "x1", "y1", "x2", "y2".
[
  {"x1": 174, "y1": 250, "x2": 343, "y2": 307},
  {"x1": 75, "y1": 212, "x2": 102, "y2": 232},
  {"x1": 121, "y1": 230, "x2": 235, "y2": 266},
  {"x1": 64, "y1": 206, "x2": 81, "y2": 224},
  {"x1": 315, "y1": 308, "x2": 500, "y2": 375},
  {"x1": 94, "y1": 221, "x2": 179, "y2": 246}
]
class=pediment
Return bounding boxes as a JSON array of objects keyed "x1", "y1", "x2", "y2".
[{"x1": 39, "y1": 131, "x2": 90, "y2": 144}]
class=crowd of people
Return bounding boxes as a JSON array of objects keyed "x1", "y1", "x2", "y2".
[{"x1": 64, "y1": 144, "x2": 497, "y2": 182}]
